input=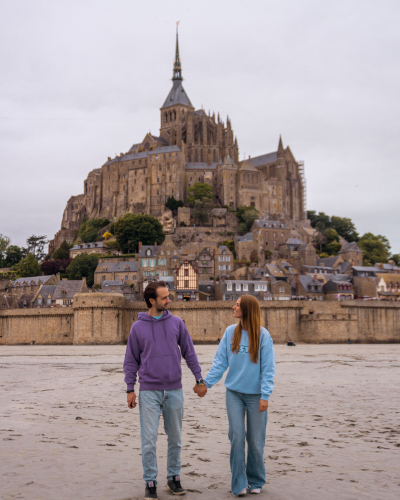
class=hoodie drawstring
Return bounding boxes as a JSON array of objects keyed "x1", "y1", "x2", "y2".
[
  {"x1": 151, "y1": 321, "x2": 155, "y2": 342},
  {"x1": 163, "y1": 319, "x2": 167, "y2": 339}
]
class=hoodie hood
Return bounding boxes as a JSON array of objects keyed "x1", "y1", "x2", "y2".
[
  {"x1": 137, "y1": 310, "x2": 172, "y2": 322},
  {"x1": 137, "y1": 310, "x2": 173, "y2": 341}
]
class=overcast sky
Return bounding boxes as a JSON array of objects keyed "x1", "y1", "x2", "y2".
[{"x1": 1, "y1": 0, "x2": 399, "y2": 255}]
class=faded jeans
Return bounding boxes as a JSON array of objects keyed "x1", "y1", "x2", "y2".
[
  {"x1": 226, "y1": 388, "x2": 268, "y2": 495},
  {"x1": 139, "y1": 389, "x2": 184, "y2": 483}
]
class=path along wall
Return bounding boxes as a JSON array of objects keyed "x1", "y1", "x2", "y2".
[{"x1": 1, "y1": 294, "x2": 400, "y2": 345}]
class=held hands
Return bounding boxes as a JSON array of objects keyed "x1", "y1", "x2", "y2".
[
  {"x1": 127, "y1": 392, "x2": 137, "y2": 409},
  {"x1": 259, "y1": 399, "x2": 268, "y2": 412},
  {"x1": 193, "y1": 384, "x2": 207, "y2": 398}
]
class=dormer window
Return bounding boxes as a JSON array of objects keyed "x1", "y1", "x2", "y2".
[{"x1": 146, "y1": 249, "x2": 151, "y2": 256}]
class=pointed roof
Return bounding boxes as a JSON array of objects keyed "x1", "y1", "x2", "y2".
[
  {"x1": 224, "y1": 155, "x2": 235, "y2": 165},
  {"x1": 277, "y1": 135, "x2": 285, "y2": 158},
  {"x1": 173, "y1": 22, "x2": 182, "y2": 81},
  {"x1": 161, "y1": 24, "x2": 192, "y2": 110},
  {"x1": 161, "y1": 80, "x2": 192, "y2": 109},
  {"x1": 239, "y1": 158, "x2": 259, "y2": 172}
]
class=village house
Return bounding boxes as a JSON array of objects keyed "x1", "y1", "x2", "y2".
[
  {"x1": 214, "y1": 245, "x2": 234, "y2": 278},
  {"x1": 175, "y1": 259, "x2": 199, "y2": 301},
  {"x1": 70, "y1": 241, "x2": 119, "y2": 259},
  {"x1": 376, "y1": 273, "x2": 400, "y2": 301},
  {"x1": 215, "y1": 279, "x2": 273, "y2": 301},
  {"x1": 53, "y1": 279, "x2": 88, "y2": 306},
  {"x1": 323, "y1": 279, "x2": 354, "y2": 301},
  {"x1": 94, "y1": 260, "x2": 139, "y2": 286}
]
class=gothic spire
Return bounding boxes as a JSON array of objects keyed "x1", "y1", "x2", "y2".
[{"x1": 173, "y1": 22, "x2": 182, "y2": 81}]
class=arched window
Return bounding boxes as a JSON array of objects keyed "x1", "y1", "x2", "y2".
[
  {"x1": 38, "y1": 296, "x2": 42, "y2": 305},
  {"x1": 146, "y1": 248, "x2": 152, "y2": 256},
  {"x1": 195, "y1": 151, "x2": 198, "y2": 162},
  {"x1": 200, "y1": 150, "x2": 203, "y2": 162},
  {"x1": 213, "y1": 150, "x2": 217, "y2": 162},
  {"x1": 165, "y1": 112, "x2": 168, "y2": 123}
]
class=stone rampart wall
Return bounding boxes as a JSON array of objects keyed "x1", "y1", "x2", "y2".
[{"x1": 1, "y1": 296, "x2": 400, "y2": 345}]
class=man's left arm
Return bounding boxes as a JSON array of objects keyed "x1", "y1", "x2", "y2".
[{"x1": 178, "y1": 319, "x2": 202, "y2": 381}]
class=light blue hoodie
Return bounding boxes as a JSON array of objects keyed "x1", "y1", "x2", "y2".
[{"x1": 204, "y1": 324, "x2": 275, "y2": 400}]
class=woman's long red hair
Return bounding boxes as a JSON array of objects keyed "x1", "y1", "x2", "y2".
[{"x1": 231, "y1": 295, "x2": 261, "y2": 363}]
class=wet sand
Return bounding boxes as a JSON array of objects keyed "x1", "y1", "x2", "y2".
[{"x1": 1, "y1": 344, "x2": 399, "y2": 500}]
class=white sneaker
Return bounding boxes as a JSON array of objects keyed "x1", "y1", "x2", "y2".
[
  {"x1": 249, "y1": 488, "x2": 261, "y2": 494},
  {"x1": 237, "y1": 488, "x2": 247, "y2": 497}
]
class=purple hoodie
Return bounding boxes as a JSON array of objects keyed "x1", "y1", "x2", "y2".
[{"x1": 123, "y1": 310, "x2": 202, "y2": 392}]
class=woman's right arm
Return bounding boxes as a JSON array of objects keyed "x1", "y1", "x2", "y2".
[{"x1": 204, "y1": 330, "x2": 230, "y2": 389}]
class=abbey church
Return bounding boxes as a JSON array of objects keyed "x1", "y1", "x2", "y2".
[{"x1": 58, "y1": 29, "x2": 306, "y2": 235}]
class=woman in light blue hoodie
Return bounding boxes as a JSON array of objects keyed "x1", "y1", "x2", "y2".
[{"x1": 194, "y1": 295, "x2": 275, "y2": 497}]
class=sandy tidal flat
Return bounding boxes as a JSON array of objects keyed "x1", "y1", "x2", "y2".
[{"x1": 1, "y1": 344, "x2": 400, "y2": 500}]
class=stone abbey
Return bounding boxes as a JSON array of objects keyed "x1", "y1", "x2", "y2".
[{"x1": 59, "y1": 28, "x2": 306, "y2": 234}]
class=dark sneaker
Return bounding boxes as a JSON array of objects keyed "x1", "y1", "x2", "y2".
[
  {"x1": 167, "y1": 475, "x2": 186, "y2": 495},
  {"x1": 145, "y1": 481, "x2": 158, "y2": 499}
]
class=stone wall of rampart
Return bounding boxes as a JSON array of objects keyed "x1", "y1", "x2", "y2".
[{"x1": 1, "y1": 295, "x2": 400, "y2": 345}]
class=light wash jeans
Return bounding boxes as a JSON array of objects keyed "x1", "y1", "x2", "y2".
[
  {"x1": 226, "y1": 388, "x2": 268, "y2": 495},
  {"x1": 139, "y1": 388, "x2": 184, "y2": 483}
]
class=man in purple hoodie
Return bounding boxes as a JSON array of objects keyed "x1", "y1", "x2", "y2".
[{"x1": 124, "y1": 281, "x2": 204, "y2": 499}]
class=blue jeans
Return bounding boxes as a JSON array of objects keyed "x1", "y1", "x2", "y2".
[
  {"x1": 226, "y1": 389, "x2": 268, "y2": 495},
  {"x1": 139, "y1": 389, "x2": 184, "y2": 483}
]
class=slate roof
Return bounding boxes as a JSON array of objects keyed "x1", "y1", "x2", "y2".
[
  {"x1": 38, "y1": 285, "x2": 57, "y2": 297},
  {"x1": 352, "y1": 266, "x2": 380, "y2": 272},
  {"x1": 103, "y1": 146, "x2": 181, "y2": 166},
  {"x1": 317, "y1": 256, "x2": 340, "y2": 268},
  {"x1": 161, "y1": 80, "x2": 192, "y2": 109},
  {"x1": 102, "y1": 280, "x2": 124, "y2": 286},
  {"x1": 13, "y1": 276, "x2": 53, "y2": 287},
  {"x1": 71, "y1": 242, "x2": 107, "y2": 250},
  {"x1": 339, "y1": 241, "x2": 362, "y2": 253},
  {"x1": 53, "y1": 280, "x2": 85, "y2": 300},
  {"x1": 250, "y1": 152, "x2": 277, "y2": 167},
  {"x1": 298, "y1": 275, "x2": 324, "y2": 292},
  {"x1": 237, "y1": 232, "x2": 253, "y2": 242},
  {"x1": 96, "y1": 262, "x2": 139, "y2": 273},
  {"x1": 138, "y1": 246, "x2": 156, "y2": 257}
]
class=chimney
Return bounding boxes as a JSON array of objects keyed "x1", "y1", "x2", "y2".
[
  {"x1": 139, "y1": 242, "x2": 142, "y2": 251},
  {"x1": 154, "y1": 242, "x2": 157, "y2": 251},
  {"x1": 313, "y1": 274, "x2": 318, "y2": 282},
  {"x1": 82, "y1": 277, "x2": 87, "y2": 288},
  {"x1": 295, "y1": 274, "x2": 299, "y2": 294}
]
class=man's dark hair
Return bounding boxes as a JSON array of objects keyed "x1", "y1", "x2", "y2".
[{"x1": 144, "y1": 281, "x2": 167, "y2": 308}]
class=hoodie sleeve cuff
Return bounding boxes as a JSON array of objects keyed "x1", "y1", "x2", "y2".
[
  {"x1": 194, "y1": 371, "x2": 202, "y2": 381},
  {"x1": 261, "y1": 394, "x2": 270, "y2": 401},
  {"x1": 126, "y1": 385, "x2": 135, "y2": 392}
]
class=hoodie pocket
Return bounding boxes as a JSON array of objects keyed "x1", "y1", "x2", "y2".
[{"x1": 144, "y1": 354, "x2": 182, "y2": 384}]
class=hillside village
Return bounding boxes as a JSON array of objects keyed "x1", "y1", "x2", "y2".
[{"x1": 1, "y1": 206, "x2": 399, "y2": 309}]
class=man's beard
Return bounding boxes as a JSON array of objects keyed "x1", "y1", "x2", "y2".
[{"x1": 156, "y1": 303, "x2": 169, "y2": 313}]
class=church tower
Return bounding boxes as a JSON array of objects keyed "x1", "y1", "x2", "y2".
[{"x1": 160, "y1": 23, "x2": 194, "y2": 148}]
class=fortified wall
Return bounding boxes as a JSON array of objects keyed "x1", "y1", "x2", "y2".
[{"x1": 0, "y1": 294, "x2": 400, "y2": 345}]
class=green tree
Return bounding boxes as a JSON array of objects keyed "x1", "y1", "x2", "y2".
[
  {"x1": 322, "y1": 228, "x2": 341, "y2": 255},
  {"x1": 391, "y1": 254, "x2": 399, "y2": 265},
  {"x1": 113, "y1": 213, "x2": 165, "y2": 254},
  {"x1": 0, "y1": 233, "x2": 11, "y2": 266},
  {"x1": 193, "y1": 198, "x2": 213, "y2": 225},
  {"x1": 52, "y1": 240, "x2": 70, "y2": 260},
  {"x1": 78, "y1": 217, "x2": 110, "y2": 243},
  {"x1": 330, "y1": 216, "x2": 359, "y2": 242},
  {"x1": 165, "y1": 196, "x2": 184, "y2": 213},
  {"x1": 14, "y1": 253, "x2": 41, "y2": 278},
  {"x1": 5, "y1": 245, "x2": 23, "y2": 267},
  {"x1": 25, "y1": 235, "x2": 48, "y2": 261},
  {"x1": 358, "y1": 233, "x2": 391, "y2": 265},
  {"x1": 220, "y1": 239, "x2": 235, "y2": 257},
  {"x1": 308, "y1": 211, "x2": 330, "y2": 233},
  {"x1": 66, "y1": 253, "x2": 99, "y2": 287},
  {"x1": 186, "y1": 183, "x2": 213, "y2": 207},
  {"x1": 236, "y1": 206, "x2": 260, "y2": 232}
]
